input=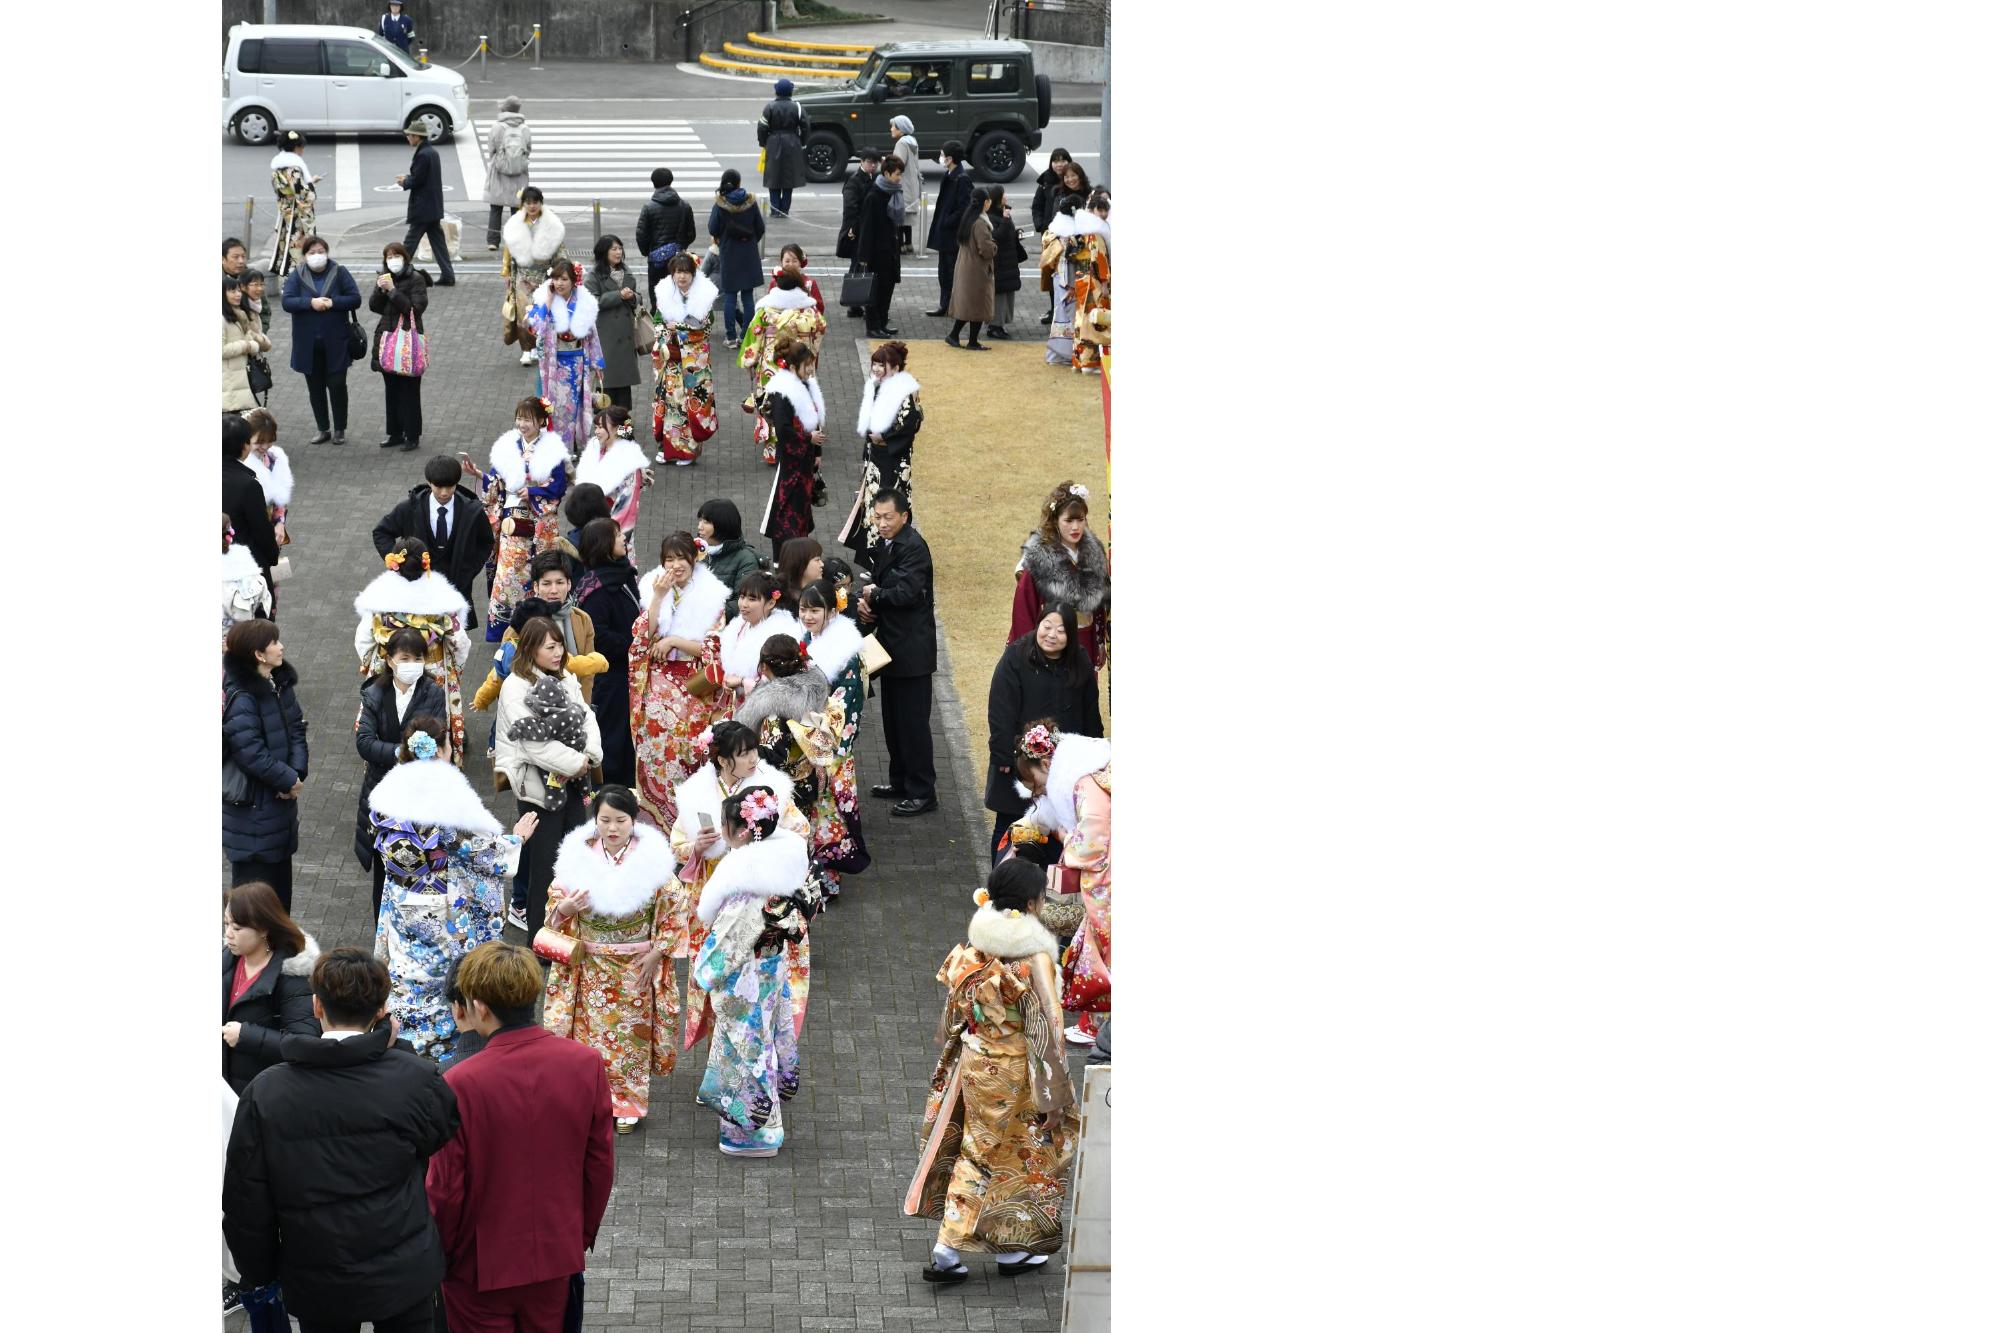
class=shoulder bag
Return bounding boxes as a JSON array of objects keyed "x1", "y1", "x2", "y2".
[
  {"x1": 839, "y1": 263, "x2": 875, "y2": 310},
  {"x1": 379, "y1": 313, "x2": 428, "y2": 377}
]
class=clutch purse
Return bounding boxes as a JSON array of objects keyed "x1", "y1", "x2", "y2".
[
  {"x1": 532, "y1": 926, "x2": 584, "y2": 965},
  {"x1": 1037, "y1": 890, "x2": 1084, "y2": 938},
  {"x1": 858, "y1": 633, "x2": 892, "y2": 676}
]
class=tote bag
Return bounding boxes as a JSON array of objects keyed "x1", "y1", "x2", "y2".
[{"x1": 379, "y1": 314, "x2": 428, "y2": 377}]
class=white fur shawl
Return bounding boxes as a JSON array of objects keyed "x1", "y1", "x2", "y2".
[
  {"x1": 695, "y1": 828, "x2": 809, "y2": 925},
  {"x1": 502, "y1": 209, "x2": 567, "y2": 265},
  {"x1": 573, "y1": 436, "x2": 649, "y2": 494},
  {"x1": 1050, "y1": 210, "x2": 1110, "y2": 241},
  {"x1": 367, "y1": 758, "x2": 503, "y2": 836},
  {"x1": 672, "y1": 762, "x2": 795, "y2": 862},
  {"x1": 655, "y1": 270, "x2": 719, "y2": 324},
  {"x1": 762, "y1": 369, "x2": 824, "y2": 433},
  {"x1": 222, "y1": 544, "x2": 263, "y2": 584},
  {"x1": 268, "y1": 150, "x2": 309, "y2": 177},
  {"x1": 488, "y1": 428, "x2": 570, "y2": 497},
  {"x1": 1026, "y1": 733, "x2": 1111, "y2": 837},
  {"x1": 720, "y1": 609, "x2": 802, "y2": 685},
  {"x1": 967, "y1": 903, "x2": 1061, "y2": 961},
  {"x1": 353, "y1": 569, "x2": 470, "y2": 619},
  {"x1": 804, "y1": 613, "x2": 862, "y2": 680},
  {"x1": 551, "y1": 822, "x2": 676, "y2": 919},
  {"x1": 251, "y1": 446, "x2": 294, "y2": 510},
  {"x1": 639, "y1": 562, "x2": 730, "y2": 637},
  {"x1": 528, "y1": 280, "x2": 599, "y2": 340},
  {"x1": 755, "y1": 285, "x2": 818, "y2": 312},
  {"x1": 856, "y1": 370, "x2": 919, "y2": 438}
]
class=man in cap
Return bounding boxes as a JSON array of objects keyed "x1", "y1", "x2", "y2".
[
  {"x1": 378, "y1": 1, "x2": 415, "y2": 54},
  {"x1": 758, "y1": 77, "x2": 811, "y2": 218}
]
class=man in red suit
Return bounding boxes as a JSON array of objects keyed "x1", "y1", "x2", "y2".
[{"x1": 427, "y1": 942, "x2": 616, "y2": 1331}]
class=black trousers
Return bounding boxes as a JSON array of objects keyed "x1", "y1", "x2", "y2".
[
  {"x1": 383, "y1": 371, "x2": 424, "y2": 443},
  {"x1": 518, "y1": 786, "x2": 586, "y2": 938},
  {"x1": 303, "y1": 344, "x2": 348, "y2": 432},
  {"x1": 866, "y1": 276, "x2": 898, "y2": 329},
  {"x1": 371, "y1": 857, "x2": 386, "y2": 918},
  {"x1": 605, "y1": 384, "x2": 632, "y2": 410},
  {"x1": 990, "y1": 811, "x2": 1014, "y2": 867},
  {"x1": 297, "y1": 1291, "x2": 434, "y2": 1333},
  {"x1": 935, "y1": 250, "x2": 955, "y2": 311},
  {"x1": 403, "y1": 219, "x2": 456, "y2": 282},
  {"x1": 486, "y1": 203, "x2": 516, "y2": 247},
  {"x1": 594, "y1": 686, "x2": 635, "y2": 787},
  {"x1": 877, "y1": 673, "x2": 936, "y2": 802},
  {"x1": 231, "y1": 857, "x2": 294, "y2": 914}
]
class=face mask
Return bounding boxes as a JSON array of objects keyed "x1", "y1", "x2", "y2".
[
  {"x1": 387, "y1": 258, "x2": 405, "y2": 275},
  {"x1": 305, "y1": 253, "x2": 329, "y2": 273},
  {"x1": 393, "y1": 661, "x2": 425, "y2": 686}
]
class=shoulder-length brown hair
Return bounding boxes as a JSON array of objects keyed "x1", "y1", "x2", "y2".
[
  {"x1": 512, "y1": 616, "x2": 563, "y2": 680},
  {"x1": 1036, "y1": 480, "x2": 1090, "y2": 546},
  {"x1": 224, "y1": 881, "x2": 306, "y2": 956}
]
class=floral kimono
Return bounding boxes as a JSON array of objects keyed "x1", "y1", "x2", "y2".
[
  {"x1": 690, "y1": 829, "x2": 816, "y2": 1155},
  {"x1": 842, "y1": 370, "x2": 922, "y2": 555},
  {"x1": 366, "y1": 756, "x2": 518, "y2": 1062},
  {"x1": 526, "y1": 279, "x2": 605, "y2": 457},
  {"x1": 801, "y1": 614, "x2": 871, "y2": 879},
  {"x1": 572, "y1": 431, "x2": 650, "y2": 540},
  {"x1": 1067, "y1": 216, "x2": 1111, "y2": 374},
  {"x1": 738, "y1": 287, "x2": 827, "y2": 464},
  {"x1": 651, "y1": 270, "x2": 720, "y2": 464},
  {"x1": 628, "y1": 562, "x2": 731, "y2": 828},
  {"x1": 268, "y1": 149, "x2": 316, "y2": 276},
  {"x1": 541, "y1": 822, "x2": 680, "y2": 1119},
  {"x1": 480, "y1": 427, "x2": 571, "y2": 641},
  {"x1": 904, "y1": 905, "x2": 1078, "y2": 1255},
  {"x1": 353, "y1": 569, "x2": 473, "y2": 765},
  {"x1": 1021, "y1": 735, "x2": 1113, "y2": 1037},
  {"x1": 672, "y1": 763, "x2": 812, "y2": 1047}
]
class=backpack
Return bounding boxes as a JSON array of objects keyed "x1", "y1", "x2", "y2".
[{"x1": 494, "y1": 120, "x2": 531, "y2": 177}]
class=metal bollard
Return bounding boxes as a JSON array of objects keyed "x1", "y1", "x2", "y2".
[
  {"x1": 531, "y1": 23, "x2": 542, "y2": 68},
  {"x1": 417, "y1": 47, "x2": 428, "y2": 68},
  {"x1": 479, "y1": 36, "x2": 489, "y2": 82},
  {"x1": 592, "y1": 199, "x2": 602, "y2": 244},
  {"x1": 243, "y1": 196, "x2": 256, "y2": 245}
]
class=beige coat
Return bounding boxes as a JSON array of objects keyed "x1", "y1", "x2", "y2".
[
  {"x1": 947, "y1": 213, "x2": 998, "y2": 323},
  {"x1": 222, "y1": 315, "x2": 271, "y2": 411}
]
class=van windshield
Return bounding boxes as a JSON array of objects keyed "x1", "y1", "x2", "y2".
[{"x1": 366, "y1": 36, "x2": 418, "y2": 71}]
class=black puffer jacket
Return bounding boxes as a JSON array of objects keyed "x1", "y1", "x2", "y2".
[
  {"x1": 983, "y1": 635, "x2": 1103, "y2": 815},
  {"x1": 222, "y1": 936, "x2": 323, "y2": 1093},
  {"x1": 990, "y1": 211, "x2": 1027, "y2": 296},
  {"x1": 223, "y1": 659, "x2": 309, "y2": 863},
  {"x1": 352, "y1": 673, "x2": 448, "y2": 868},
  {"x1": 635, "y1": 186, "x2": 696, "y2": 264},
  {"x1": 223, "y1": 1024, "x2": 458, "y2": 1323}
]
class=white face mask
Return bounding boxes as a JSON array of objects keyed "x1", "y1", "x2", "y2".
[
  {"x1": 387, "y1": 258, "x2": 405, "y2": 275},
  {"x1": 305, "y1": 253, "x2": 329, "y2": 273},
  {"x1": 393, "y1": 661, "x2": 425, "y2": 686}
]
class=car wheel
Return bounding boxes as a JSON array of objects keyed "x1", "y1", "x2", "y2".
[
  {"x1": 1035, "y1": 74, "x2": 1053, "y2": 130},
  {"x1": 233, "y1": 107, "x2": 276, "y2": 147},
  {"x1": 971, "y1": 130, "x2": 1026, "y2": 184},
  {"x1": 405, "y1": 108, "x2": 450, "y2": 144},
  {"x1": 802, "y1": 131, "x2": 849, "y2": 185}
]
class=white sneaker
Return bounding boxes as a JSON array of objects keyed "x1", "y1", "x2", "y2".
[
  {"x1": 519, "y1": 350, "x2": 537, "y2": 366},
  {"x1": 1064, "y1": 1024, "x2": 1094, "y2": 1046},
  {"x1": 674, "y1": 458, "x2": 695, "y2": 467},
  {"x1": 655, "y1": 450, "x2": 668, "y2": 464},
  {"x1": 506, "y1": 905, "x2": 528, "y2": 931}
]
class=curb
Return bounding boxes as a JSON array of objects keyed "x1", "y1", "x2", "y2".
[{"x1": 747, "y1": 30, "x2": 874, "y2": 54}]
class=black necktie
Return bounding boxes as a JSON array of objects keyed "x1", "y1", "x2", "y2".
[{"x1": 434, "y1": 503, "x2": 449, "y2": 550}]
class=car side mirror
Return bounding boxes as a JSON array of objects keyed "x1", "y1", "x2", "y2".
[
  {"x1": 382, "y1": 63, "x2": 400, "y2": 78},
  {"x1": 869, "y1": 82, "x2": 887, "y2": 104}
]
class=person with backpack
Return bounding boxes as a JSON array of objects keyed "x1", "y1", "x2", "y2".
[
  {"x1": 636, "y1": 167, "x2": 697, "y2": 296},
  {"x1": 484, "y1": 97, "x2": 533, "y2": 253}
]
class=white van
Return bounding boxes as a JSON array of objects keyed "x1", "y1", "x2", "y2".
[{"x1": 222, "y1": 24, "x2": 470, "y2": 146}]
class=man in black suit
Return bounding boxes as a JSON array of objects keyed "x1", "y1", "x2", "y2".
[
  {"x1": 224, "y1": 414, "x2": 280, "y2": 589},
  {"x1": 922, "y1": 141, "x2": 973, "y2": 317},
  {"x1": 396, "y1": 125, "x2": 455, "y2": 285},
  {"x1": 373, "y1": 455, "x2": 496, "y2": 628},
  {"x1": 857, "y1": 490, "x2": 938, "y2": 815}
]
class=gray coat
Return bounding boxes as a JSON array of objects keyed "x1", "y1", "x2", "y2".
[
  {"x1": 483, "y1": 112, "x2": 532, "y2": 207},
  {"x1": 584, "y1": 262, "x2": 645, "y2": 389},
  {"x1": 758, "y1": 97, "x2": 810, "y2": 192}
]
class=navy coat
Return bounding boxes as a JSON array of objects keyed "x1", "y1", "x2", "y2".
[
  {"x1": 707, "y1": 191, "x2": 767, "y2": 293},
  {"x1": 352, "y1": 673, "x2": 448, "y2": 868},
  {"x1": 927, "y1": 166, "x2": 973, "y2": 253},
  {"x1": 280, "y1": 264, "x2": 362, "y2": 375},
  {"x1": 378, "y1": 11, "x2": 415, "y2": 52},
  {"x1": 401, "y1": 141, "x2": 444, "y2": 226},
  {"x1": 223, "y1": 659, "x2": 309, "y2": 863}
]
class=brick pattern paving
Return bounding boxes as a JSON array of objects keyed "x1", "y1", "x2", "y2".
[{"x1": 225, "y1": 242, "x2": 1072, "y2": 1331}]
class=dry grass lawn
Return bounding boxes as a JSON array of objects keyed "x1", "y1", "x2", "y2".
[{"x1": 892, "y1": 340, "x2": 1110, "y2": 772}]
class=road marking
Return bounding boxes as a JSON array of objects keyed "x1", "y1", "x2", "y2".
[
  {"x1": 514, "y1": 119, "x2": 723, "y2": 204},
  {"x1": 455, "y1": 122, "x2": 488, "y2": 212},
  {"x1": 335, "y1": 136, "x2": 361, "y2": 211}
]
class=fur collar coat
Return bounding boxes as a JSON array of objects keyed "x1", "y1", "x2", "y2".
[
  {"x1": 551, "y1": 822, "x2": 676, "y2": 919},
  {"x1": 1018, "y1": 529, "x2": 1110, "y2": 616}
]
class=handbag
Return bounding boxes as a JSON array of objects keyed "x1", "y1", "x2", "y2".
[
  {"x1": 501, "y1": 283, "x2": 521, "y2": 346},
  {"x1": 246, "y1": 354, "x2": 273, "y2": 398},
  {"x1": 684, "y1": 660, "x2": 726, "y2": 700},
  {"x1": 839, "y1": 263, "x2": 876, "y2": 309},
  {"x1": 378, "y1": 314, "x2": 428, "y2": 377},
  {"x1": 532, "y1": 926, "x2": 584, "y2": 965},
  {"x1": 345, "y1": 307, "x2": 368, "y2": 364},
  {"x1": 858, "y1": 633, "x2": 892, "y2": 677},
  {"x1": 1038, "y1": 889, "x2": 1084, "y2": 938},
  {"x1": 222, "y1": 751, "x2": 255, "y2": 806}
]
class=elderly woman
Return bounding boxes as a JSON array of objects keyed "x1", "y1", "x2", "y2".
[
  {"x1": 366, "y1": 241, "x2": 431, "y2": 452},
  {"x1": 279, "y1": 234, "x2": 362, "y2": 444},
  {"x1": 890, "y1": 115, "x2": 921, "y2": 253},
  {"x1": 503, "y1": 186, "x2": 568, "y2": 366},
  {"x1": 484, "y1": 95, "x2": 532, "y2": 252}
]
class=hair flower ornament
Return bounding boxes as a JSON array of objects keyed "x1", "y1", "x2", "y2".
[
  {"x1": 738, "y1": 788, "x2": 781, "y2": 833},
  {"x1": 972, "y1": 887, "x2": 991, "y2": 907},
  {"x1": 384, "y1": 550, "x2": 406, "y2": 571},
  {"x1": 692, "y1": 725, "x2": 716, "y2": 760},
  {"x1": 1017, "y1": 723, "x2": 1059, "y2": 762},
  {"x1": 421, "y1": 551, "x2": 432, "y2": 573},
  {"x1": 408, "y1": 732, "x2": 440, "y2": 762},
  {"x1": 835, "y1": 586, "x2": 849, "y2": 613}
]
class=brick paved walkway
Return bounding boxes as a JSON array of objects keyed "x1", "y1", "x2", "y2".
[{"x1": 226, "y1": 240, "x2": 1073, "y2": 1330}]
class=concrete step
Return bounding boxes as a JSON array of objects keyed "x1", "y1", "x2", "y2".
[
  {"x1": 697, "y1": 51, "x2": 852, "y2": 79},
  {"x1": 746, "y1": 30, "x2": 875, "y2": 55},
  {"x1": 720, "y1": 41, "x2": 864, "y2": 70}
]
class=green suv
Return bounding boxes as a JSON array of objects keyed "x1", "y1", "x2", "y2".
[{"x1": 793, "y1": 39, "x2": 1053, "y2": 184}]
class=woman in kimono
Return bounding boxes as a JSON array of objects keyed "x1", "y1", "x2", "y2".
[
  {"x1": 795, "y1": 580, "x2": 870, "y2": 893},
  {"x1": 366, "y1": 715, "x2": 532, "y2": 1062},
  {"x1": 542, "y1": 784, "x2": 680, "y2": 1134},
  {"x1": 843, "y1": 340, "x2": 922, "y2": 556},
  {"x1": 353, "y1": 537, "x2": 473, "y2": 766},
  {"x1": 651, "y1": 252, "x2": 719, "y2": 466},
  {"x1": 716, "y1": 570, "x2": 800, "y2": 710},
  {"x1": 243, "y1": 409, "x2": 293, "y2": 610},
  {"x1": 629, "y1": 530, "x2": 731, "y2": 829},
  {"x1": 1070, "y1": 189, "x2": 1112, "y2": 373},
  {"x1": 689, "y1": 785, "x2": 817, "y2": 1158},
  {"x1": 525, "y1": 260, "x2": 605, "y2": 458},
  {"x1": 1042, "y1": 194, "x2": 1107, "y2": 368},
  {"x1": 268, "y1": 130, "x2": 319, "y2": 276},
  {"x1": 1011, "y1": 480, "x2": 1111, "y2": 670},
  {"x1": 769, "y1": 244, "x2": 823, "y2": 314},
  {"x1": 471, "y1": 396, "x2": 571, "y2": 641},
  {"x1": 671, "y1": 721, "x2": 810, "y2": 1048},
  {"x1": 756, "y1": 340, "x2": 824, "y2": 564},
  {"x1": 905, "y1": 858, "x2": 1079, "y2": 1282},
  {"x1": 222, "y1": 517, "x2": 271, "y2": 643},
  {"x1": 739, "y1": 272, "x2": 827, "y2": 465},
  {"x1": 573, "y1": 405, "x2": 652, "y2": 542},
  {"x1": 1010, "y1": 721, "x2": 1112, "y2": 1047}
]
